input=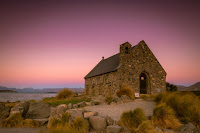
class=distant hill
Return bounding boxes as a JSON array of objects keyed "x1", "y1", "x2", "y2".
[
  {"x1": 0, "y1": 86, "x2": 84, "y2": 93},
  {"x1": 177, "y1": 82, "x2": 200, "y2": 91},
  {"x1": 0, "y1": 90, "x2": 17, "y2": 93}
]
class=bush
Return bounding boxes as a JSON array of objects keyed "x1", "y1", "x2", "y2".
[
  {"x1": 23, "y1": 119, "x2": 40, "y2": 128},
  {"x1": 1, "y1": 113, "x2": 23, "y2": 127},
  {"x1": 166, "y1": 82, "x2": 177, "y2": 91},
  {"x1": 105, "y1": 96, "x2": 113, "y2": 104},
  {"x1": 139, "y1": 94, "x2": 155, "y2": 100},
  {"x1": 137, "y1": 121, "x2": 155, "y2": 133},
  {"x1": 72, "y1": 117, "x2": 89, "y2": 133},
  {"x1": 117, "y1": 85, "x2": 135, "y2": 99},
  {"x1": 156, "y1": 91, "x2": 200, "y2": 128},
  {"x1": 120, "y1": 108, "x2": 146, "y2": 130},
  {"x1": 56, "y1": 89, "x2": 74, "y2": 99},
  {"x1": 152, "y1": 103, "x2": 182, "y2": 130},
  {"x1": 49, "y1": 112, "x2": 70, "y2": 128}
]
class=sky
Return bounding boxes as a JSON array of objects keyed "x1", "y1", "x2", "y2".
[{"x1": 0, "y1": 0, "x2": 199, "y2": 88}]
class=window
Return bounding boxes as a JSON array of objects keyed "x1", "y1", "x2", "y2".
[{"x1": 125, "y1": 47, "x2": 129, "y2": 54}]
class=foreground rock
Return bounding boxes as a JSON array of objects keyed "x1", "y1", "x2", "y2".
[
  {"x1": 26, "y1": 102, "x2": 50, "y2": 119},
  {"x1": 89, "y1": 116, "x2": 107, "y2": 131},
  {"x1": 84, "y1": 111, "x2": 98, "y2": 118},
  {"x1": 10, "y1": 101, "x2": 30, "y2": 117},
  {"x1": 120, "y1": 95, "x2": 132, "y2": 103},
  {"x1": 179, "y1": 122, "x2": 198, "y2": 133},
  {"x1": 66, "y1": 109, "x2": 83, "y2": 122},
  {"x1": 106, "y1": 125, "x2": 122, "y2": 133},
  {"x1": 49, "y1": 104, "x2": 68, "y2": 119},
  {"x1": 0, "y1": 103, "x2": 10, "y2": 121}
]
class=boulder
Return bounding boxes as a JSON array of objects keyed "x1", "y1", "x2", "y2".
[
  {"x1": 66, "y1": 109, "x2": 83, "y2": 122},
  {"x1": 106, "y1": 125, "x2": 122, "y2": 133},
  {"x1": 49, "y1": 104, "x2": 68, "y2": 119},
  {"x1": 114, "y1": 98, "x2": 123, "y2": 104},
  {"x1": 106, "y1": 116, "x2": 114, "y2": 126},
  {"x1": 110, "y1": 102, "x2": 117, "y2": 106},
  {"x1": 68, "y1": 103, "x2": 72, "y2": 109},
  {"x1": 86, "y1": 101, "x2": 95, "y2": 106},
  {"x1": 77, "y1": 101, "x2": 86, "y2": 107},
  {"x1": 72, "y1": 104, "x2": 78, "y2": 108},
  {"x1": 0, "y1": 103, "x2": 10, "y2": 121},
  {"x1": 179, "y1": 122, "x2": 198, "y2": 133},
  {"x1": 33, "y1": 118, "x2": 49, "y2": 126},
  {"x1": 26, "y1": 102, "x2": 50, "y2": 119},
  {"x1": 89, "y1": 116, "x2": 107, "y2": 131},
  {"x1": 120, "y1": 95, "x2": 132, "y2": 103},
  {"x1": 84, "y1": 112, "x2": 98, "y2": 118},
  {"x1": 10, "y1": 101, "x2": 30, "y2": 117}
]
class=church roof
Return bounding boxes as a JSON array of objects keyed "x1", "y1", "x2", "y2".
[{"x1": 85, "y1": 42, "x2": 136, "y2": 79}]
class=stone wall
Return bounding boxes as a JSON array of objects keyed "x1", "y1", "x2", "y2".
[{"x1": 85, "y1": 41, "x2": 166, "y2": 96}]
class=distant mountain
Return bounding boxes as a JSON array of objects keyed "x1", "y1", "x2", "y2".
[
  {"x1": 177, "y1": 82, "x2": 200, "y2": 91},
  {"x1": 184, "y1": 82, "x2": 200, "y2": 91},
  {"x1": 0, "y1": 86, "x2": 85, "y2": 93}
]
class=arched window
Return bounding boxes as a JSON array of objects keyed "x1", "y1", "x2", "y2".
[{"x1": 125, "y1": 47, "x2": 129, "y2": 54}]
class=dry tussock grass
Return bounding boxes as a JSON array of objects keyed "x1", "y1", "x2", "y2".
[{"x1": 56, "y1": 88, "x2": 74, "y2": 99}]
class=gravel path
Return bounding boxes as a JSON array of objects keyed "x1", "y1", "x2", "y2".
[{"x1": 83, "y1": 99, "x2": 156, "y2": 121}]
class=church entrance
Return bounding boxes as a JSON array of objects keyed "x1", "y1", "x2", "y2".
[{"x1": 140, "y1": 72, "x2": 148, "y2": 94}]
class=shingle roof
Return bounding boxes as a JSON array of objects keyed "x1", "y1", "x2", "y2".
[{"x1": 84, "y1": 43, "x2": 136, "y2": 79}]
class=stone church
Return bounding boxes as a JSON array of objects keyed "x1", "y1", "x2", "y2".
[{"x1": 84, "y1": 40, "x2": 166, "y2": 96}]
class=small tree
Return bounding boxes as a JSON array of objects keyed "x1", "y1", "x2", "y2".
[{"x1": 166, "y1": 82, "x2": 177, "y2": 91}]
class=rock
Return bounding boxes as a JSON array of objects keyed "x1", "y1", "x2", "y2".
[
  {"x1": 162, "y1": 129, "x2": 175, "y2": 133},
  {"x1": 26, "y1": 102, "x2": 50, "y2": 119},
  {"x1": 84, "y1": 112, "x2": 98, "y2": 118},
  {"x1": 72, "y1": 104, "x2": 78, "y2": 108},
  {"x1": 0, "y1": 103, "x2": 10, "y2": 121},
  {"x1": 10, "y1": 101, "x2": 30, "y2": 117},
  {"x1": 114, "y1": 98, "x2": 123, "y2": 104},
  {"x1": 66, "y1": 109, "x2": 83, "y2": 122},
  {"x1": 93, "y1": 100, "x2": 100, "y2": 105},
  {"x1": 89, "y1": 116, "x2": 107, "y2": 131},
  {"x1": 120, "y1": 95, "x2": 132, "y2": 103},
  {"x1": 77, "y1": 101, "x2": 86, "y2": 107},
  {"x1": 86, "y1": 101, "x2": 95, "y2": 106},
  {"x1": 179, "y1": 122, "x2": 198, "y2": 133},
  {"x1": 106, "y1": 125, "x2": 122, "y2": 133},
  {"x1": 110, "y1": 102, "x2": 117, "y2": 106},
  {"x1": 68, "y1": 103, "x2": 72, "y2": 109},
  {"x1": 33, "y1": 118, "x2": 49, "y2": 126},
  {"x1": 155, "y1": 126, "x2": 163, "y2": 133},
  {"x1": 106, "y1": 116, "x2": 114, "y2": 126},
  {"x1": 50, "y1": 104, "x2": 68, "y2": 119}
]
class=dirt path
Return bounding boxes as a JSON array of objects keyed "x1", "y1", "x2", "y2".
[
  {"x1": 83, "y1": 99, "x2": 156, "y2": 121},
  {"x1": 0, "y1": 127, "x2": 45, "y2": 133}
]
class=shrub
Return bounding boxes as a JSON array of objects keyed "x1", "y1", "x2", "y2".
[
  {"x1": 120, "y1": 108, "x2": 146, "y2": 130},
  {"x1": 152, "y1": 103, "x2": 182, "y2": 130},
  {"x1": 1, "y1": 113, "x2": 23, "y2": 127},
  {"x1": 23, "y1": 119, "x2": 40, "y2": 128},
  {"x1": 139, "y1": 94, "x2": 155, "y2": 100},
  {"x1": 56, "y1": 88, "x2": 74, "y2": 99},
  {"x1": 49, "y1": 112, "x2": 70, "y2": 128},
  {"x1": 105, "y1": 96, "x2": 113, "y2": 104},
  {"x1": 156, "y1": 91, "x2": 200, "y2": 128},
  {"x1": 72, "y1": 117, "x2": 89, "y2": 133},
  {"x1": 117, "y1": 85, "x2": 135, "y2": 99},
  {"x1": 166, "y1": 82, "x2": 177, "y2": 91},
  {"x1": 137, "y1": 121, "x2": 155, "y2": 133}
]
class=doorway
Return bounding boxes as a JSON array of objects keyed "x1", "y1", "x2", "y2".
[{"x1": 140, "y1": 72, "x2": 148, "y2": 94}]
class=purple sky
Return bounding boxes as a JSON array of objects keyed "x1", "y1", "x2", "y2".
[{"x1": 0, "y1": 0, "x2": 200, "y2": 88}]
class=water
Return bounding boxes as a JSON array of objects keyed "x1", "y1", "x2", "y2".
[{"x1": 0, "y1": 93, "x2": 57, "y2": 102}]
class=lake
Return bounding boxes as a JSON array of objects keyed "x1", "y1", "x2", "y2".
[{"x1": 0, "y1": 92, "x2": 57, "y2": 102}]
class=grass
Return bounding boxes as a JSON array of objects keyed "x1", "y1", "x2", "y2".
[
  {"x1": 0, "y1": 113, "x2": 40, "y2": 128},
  {"x1": 139, "y1": 94, "x2": 155, "y2": 100},
  {"x1": 56, "y1": 88, "x2": 74, "y2": 99},
  {"x1": 117, "y1": 85, "x2": 135, "y2": 99},
  {"x1": 152, "y1": 103, "x2": 182, "y2": 130},
  {"x1": 42, "y1": 97, "x2": 91, "y2": 107},
  {"x1": 105, "y1": 96, "x2": 113, "y2": 104},
  {"x1": 48, "y1": 112, "x2": 89, "y2": 133},
  {"x1": 120, "y1": 108, "x2": 146, "y2": 130},
  {"x1": 137, "y1": 121, "x2": 155, "y2": 133},
  {"x1": 155, "y1": 91, "x2": 200, "y2": 129}
]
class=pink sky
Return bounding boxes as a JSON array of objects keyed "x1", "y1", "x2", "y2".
[{"x1": 0, "y1": 0, "x2": 199, "y2": 88}]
